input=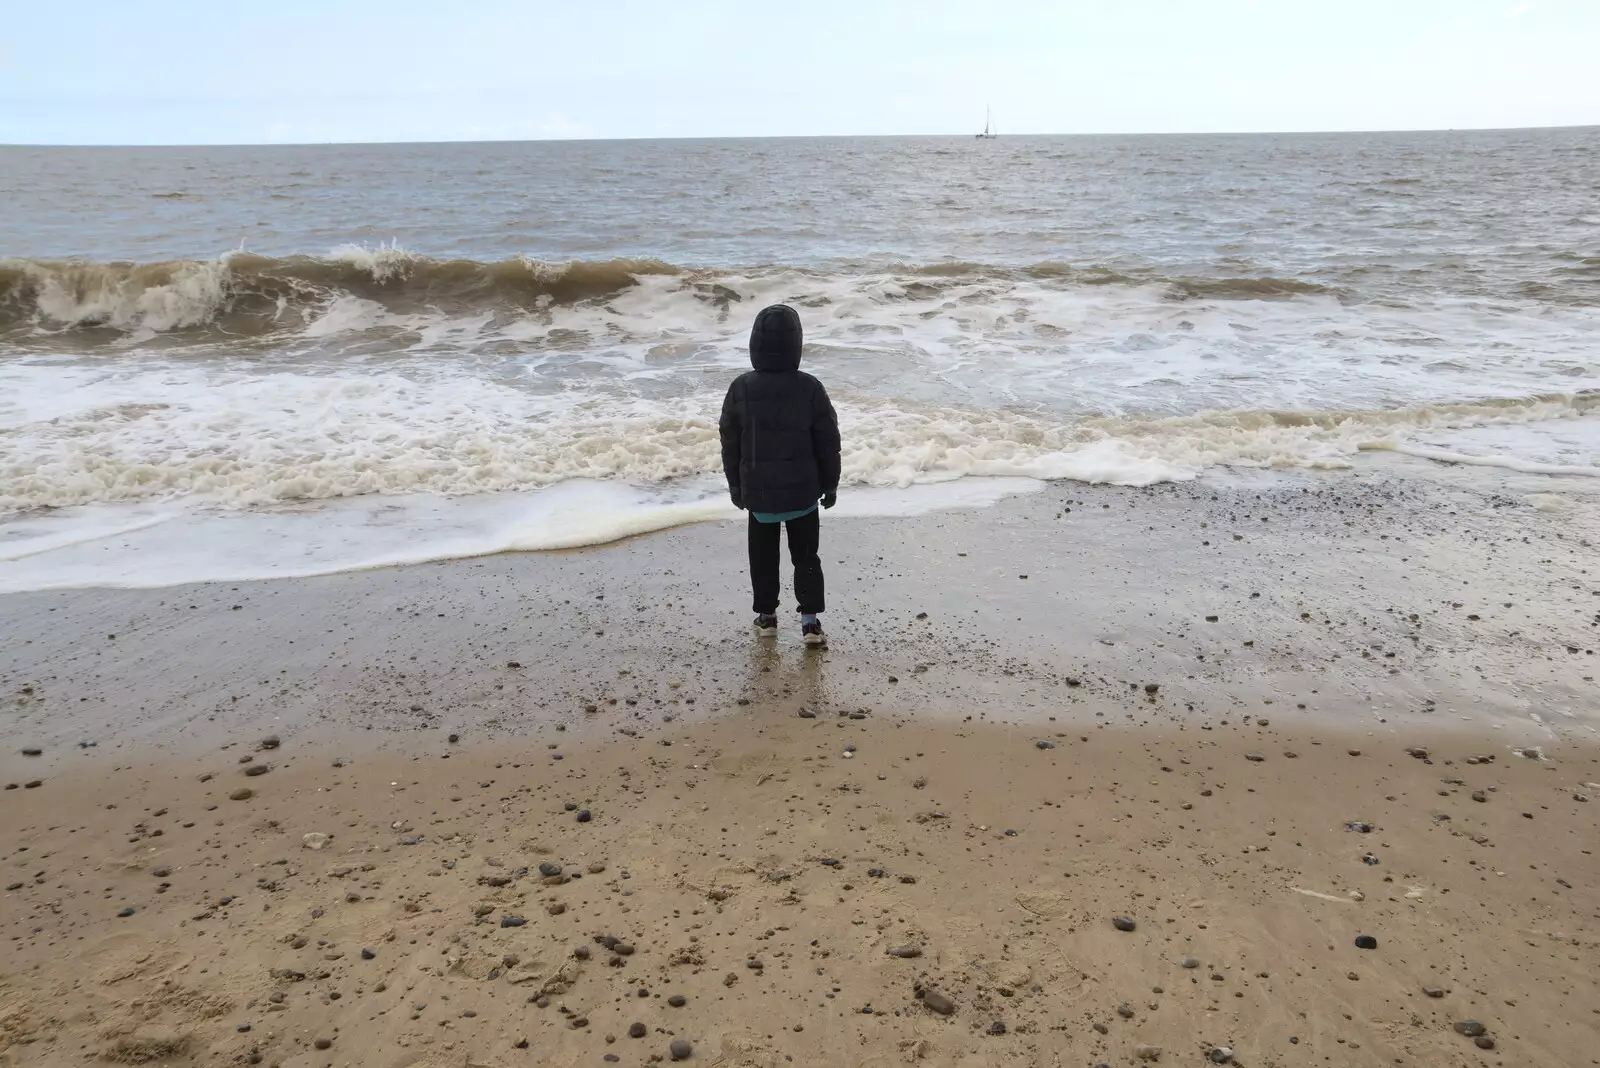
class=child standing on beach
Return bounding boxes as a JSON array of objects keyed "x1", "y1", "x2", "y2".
[{"x1": 719, "y1": 304, "x2": 841, "y2": 646}]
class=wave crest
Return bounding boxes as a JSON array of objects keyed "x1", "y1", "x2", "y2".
[{"x1": 1, "y1": 249, "x2": 1351, "y2": 339}]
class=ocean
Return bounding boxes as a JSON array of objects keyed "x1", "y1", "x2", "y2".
[{"x1": 2, "y1": 130, "x2": 1598, "y2": 590}]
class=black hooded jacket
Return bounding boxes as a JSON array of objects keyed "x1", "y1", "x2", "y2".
[{"x1": 719, "y1": 304, "x2": 841, "y2": 514}]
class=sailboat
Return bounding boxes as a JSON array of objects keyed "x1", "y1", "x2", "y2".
[{"x1": 975, "y1": 106, "x2": 997, "y2": 139}]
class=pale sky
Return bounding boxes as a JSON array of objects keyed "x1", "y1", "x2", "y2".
[{"x1": 2, "y1": 0, "x2": 1596, "y2": 145}]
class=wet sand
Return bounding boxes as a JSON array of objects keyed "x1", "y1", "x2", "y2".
[{"x1": 3, "y1": 458, "x2": 1600, "y2": 1065}]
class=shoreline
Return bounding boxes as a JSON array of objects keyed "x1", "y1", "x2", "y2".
[{"x1": 4, "y1": 456, "x2": 1600, "y2": 1065}]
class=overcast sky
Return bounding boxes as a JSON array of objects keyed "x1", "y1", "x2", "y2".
[{"x1": 3, "y1": 0, "x2": 1596, "y2": 145}]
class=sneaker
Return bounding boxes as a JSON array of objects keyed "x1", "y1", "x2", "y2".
[
  {"x1": 802, "y1": 620, "x2": 827, "y2": 647},
  {"x1": 753, "y1": 614, "x2": 779, "y2": 637}
]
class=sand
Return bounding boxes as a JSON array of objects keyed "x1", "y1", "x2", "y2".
[{"x1": 3, "y1": 461, "x2": 1599, "y2": 1066}]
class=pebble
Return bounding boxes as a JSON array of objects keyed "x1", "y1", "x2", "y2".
[
  {"x1": 1135, "y1": 1046, "x2": 1162, "y2": 1062},
  {"x1": 302, "y1": 832, "x2": 329, "y2": 850},
  {"x1": 1423, "y1": 986, "x2": 1446, "y2": 998},
  {"x1": 797, "y1": 708, "x2": 817, "y2": 719},
  {"x1": 314, "y1": 1038, "x2": 332, "y2": 1050},
  {"x1": 1475, "y1": 1036, "x2": 1496, "y2": 1050},
  {"x1": 1345, "y1": 822, "x2": 1373, "y2": 834},
  {"x1": 1361, "y1": 853, "x2": 1380, "y2": 865},
  {"x1": 500, "y1": 915, "x2": 527, "y2": 928},
  {"x1": 1355, "y1": 935, "x2": 1378, "y2": 950},
  {"x1": 243, "y1": 764, "x2": 269, "y2": 777},
  {"x1": 987, "y1": 1020, "x2": 1006, "y2": 1035},
  {"x1": 1471, "y1": 790, "x2": 1488, "y2": 803},
  {"x1": 361, "y1": 948, "x2": 376, "y2": 960},
  {"x1": 1116, "y1": 1002, "x2": 1135, "y2": 1019},
  {"x1": 887, "y1": 945, "x2": 922, "y2": 958},
  {"x1": 20, "y1": 748, "x2": 41, "y2": 757},
  {"x1": 576, "y1": 810, "x2": 592, "y2": 823},
  {"x1": 538, "y1": 862, "x2": 562, "y2": 877},
  {"x1": 628, "y1": 1022, "x2": 646, "y2": 1039},
  {"x1": 1180, "y1": 957, "x2": 1199, "y2": 969},
  {"x1": 1405, "y1": 746, "x2": 1430, "y2": 759},
  {"x1": 1035, "y1": 739, "x2": 1056, "y2": 749},
  {"x1": 667, "y1": 995, "x2": 687, "y2": 1008},
  {"x1": 1208, "y1": 1048, "x2": 1234, "y2": 1064},
  {"x1": 1112, "y1": 916, "x2": 1137, "y2": 932},
  {"x1": 117, "y1": 908, "x2": 136, "y2": 917},
  {"x1": 1245, "y1": 753, "x2": 1265, "y2": 762},
  {"x1": 228, "y1": 788, "x2": 253, "y2": 801},
  {"x1": 1453, "y1": 1020, "x2": 1487, "y2": 1038},
  {"x1": 922, "y1": 990, "x2": 956, "y2": 1015},
  {"x1": 259, "y1": 735, "x2": 280, "y2": 750},
  {"x1": 237, "y1": 1023, "x2": 252, "y2": 1033},
  {"x1": 669, "y1": 1037, "x2": 693, "y2": 1060}
]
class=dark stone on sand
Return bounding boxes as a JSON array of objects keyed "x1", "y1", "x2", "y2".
[
  {"x1": 23, "y1": 780, "x2": 41, "y2": 789},
  {"x1": 819, "y1": 858, "x2": 841, "y2": 867},
  {"x1": 244, "y1": 764, "x2": 269, "y2": 777},
  {"x1": 1405, "y1": 746, "x2": 1429, "y2": 759},
  {"x1": 117, "y1": 907, "x2": 136, "y2": 917},
  {"x1": 1181, "y1": 957, "x2": 1200, "y2": 969},
  {"x1": 1208, "y1": 1049, "x2": 1234, "y2": 1064},
  {"x1": 1471, "y1": 790, "x2": 1487, "y2": 803},
  {"x1": 20, "y1": 748, "x2": 41, "y2": 757},
  {"x1": 576, "y1": 810, "x2": 592, "y2": 823},
  {"x1": 922, "y1": 990, "x2": 955, "y2": 1015},
  {"x1": 259, "y1": 735, "x2": 280, "y2": 750},
  {"x1": 500, "y1": 915, "x2": 527, "y2": 928},
  {"x1": 539, "y1": 862, "x2": 562, "y2": 877},
  {"x1": 361, "y1": 948, "x2": 376, "y2": 960},
  {"x1": 1423, "y1": 986, "x2": 1446, "y2": 998},
  {"x1": 1453, "y1": 1021, "x2": 1487, "y2": 1038},
  {"x1": 1116, "y1": 1002, "x2": 1135, "y2": 1019},
  {"x1": 1036, "y1": 739, "x2": 1056, "y2": 749},
  {"x1": 1475, "y1": 1036, "x2": 1496, "y2": 1050},
  {"x1": 563, "y1": 802, "x2": 578, "y2": 811},
  {"x1": 667, "y1": 995, "x2": 686, "y2": 1007},
  {"x1": 1362, "y1": 853, "x2": 1380, "y2": 865},
  {"x1": 1245, "y1": 753, "x2": 1265, "y2": 762},
  {"x1": 574, "y1": 945, "x2": 591, "y2": 960},
  {"x1": 887, "y1": 945, "x2": 922, "y2": 958},
  {"x1": 987, "y1": 1020, "x2": 1007, "y2": 1035},
  {"x1": 628, "y1": 1022, "x2": 647, "y2": 1039},
  {"x1": 1112, "y1": 916, "x2": 1137, "y2": 932},
  {"x1": 228, "y1": 788, "x2": 253, "y2": 801},
  {"x1": 237, "y1": 1022, "x2": 252, "y2": 1033},
  {"x1": 314, "y1": 1038, "x2": 333, "y2": 1050},
  {"x1": 448, "y1": 733, "x2": 460, "y2": 744},
  {"x1": 1144, "y1": 683, "x2": 1160, "y2": 694},
  {"x1": 151, "y1": 867, "x2": 171, "y2": 878},
  {"x1": 1355, "y1": 935, "x2": 1378, "y2": 950},
  {"x1": 798, "y1": 708, "x2": 817, "y2": 719},
  {"x1": 669, "y1": 1037, "x2": 693, "y2": 1060},
  {"x1": 1346, "y1": 821, "x2": 1373, "y2": 833},
  {"x1": 1092, "y1": 1022, "x2": 1109, "y2": 1035}
]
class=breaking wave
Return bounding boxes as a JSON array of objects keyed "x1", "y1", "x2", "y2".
[{"x1": 0, "y1": 248, "x2": 1348, "y2": 339}]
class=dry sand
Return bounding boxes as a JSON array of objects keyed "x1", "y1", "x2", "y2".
[
  {"x1": 2, "y1": 716, "x2": 1597, "y2": 1068},
  {"x1": 3, "y1": 461, "x2": 1599, "y2": 1066}
]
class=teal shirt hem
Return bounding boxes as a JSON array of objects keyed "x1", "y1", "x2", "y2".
[{"x1": 752, "y1": 504, "x2": 818, "y2": 524}]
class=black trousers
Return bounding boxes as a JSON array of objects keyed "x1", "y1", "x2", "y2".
[{"x1": 748, "y1": 509, "x2": 825, "y2": 615}]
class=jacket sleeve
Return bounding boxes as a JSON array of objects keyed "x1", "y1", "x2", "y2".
[
  {"x1": 811, "y1": 381, "x2": 842, "y2": 494},
  {"x1": 719, "y1": 381, "x2": 742, "y2": 499}
]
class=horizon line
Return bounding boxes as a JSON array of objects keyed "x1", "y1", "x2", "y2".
[{"x1": 3, "y1": 122, "x2": 1597, "y2": 150}]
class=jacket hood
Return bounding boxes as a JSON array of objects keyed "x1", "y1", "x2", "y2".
[{"x1": 749, "y1": 304, "x2": 803, "y2": 372}]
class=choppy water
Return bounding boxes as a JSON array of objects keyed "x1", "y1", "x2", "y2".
[{"x1": 2, "y1": 130, "x2": 1598, "y2": 589}]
